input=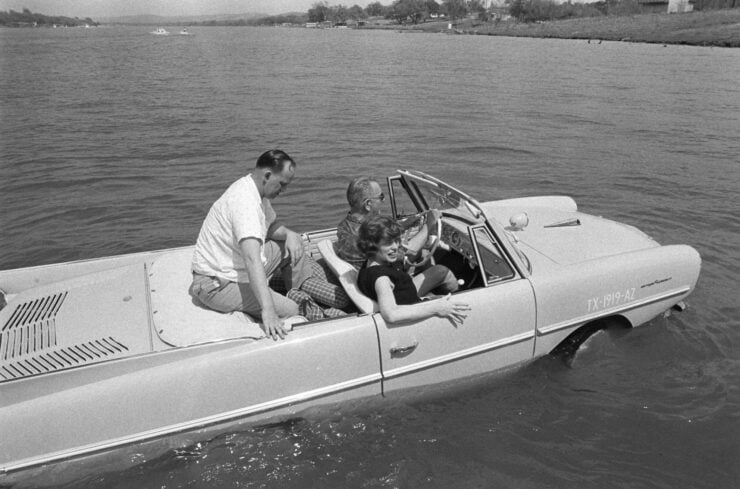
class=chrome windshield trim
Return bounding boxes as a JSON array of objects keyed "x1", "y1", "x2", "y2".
[{"x1": 400, "y1": 171, "x2": 440, "y2": 187}]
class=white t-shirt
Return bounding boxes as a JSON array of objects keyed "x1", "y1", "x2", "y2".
[{"x1": 192, "y1": 174, "x2": 277, "y2": 282}]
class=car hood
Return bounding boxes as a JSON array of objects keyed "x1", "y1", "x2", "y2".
[{"x1": 481, "y1": 202, "x2": 659, "y2": 266}]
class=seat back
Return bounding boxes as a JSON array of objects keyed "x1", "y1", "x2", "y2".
[
  {"x1": 301, "y1": 227, "x2": 338, "y2": 259},
  {"x1": 317, "y1": 240, "x2": 377, "y2": 315}
]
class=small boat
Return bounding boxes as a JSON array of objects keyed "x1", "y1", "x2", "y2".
[
  {"x1": 150, "y1": 27, "x2": 169, "y2": 35},
  {"x1": 178, "y1": 28, "x2": 191, "y2": 35}
]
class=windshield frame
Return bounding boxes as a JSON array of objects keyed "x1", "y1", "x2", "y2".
[
  {"x1": 396, "y1": 170, "x2": 531, "y2": 278},
  {"x1": 396, "y1": 170, "x2": 485, "y2": 225}
]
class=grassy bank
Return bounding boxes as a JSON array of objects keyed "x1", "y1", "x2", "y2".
[{"x1": 390, "y1": 8, "x2": 740, "y2": 47}]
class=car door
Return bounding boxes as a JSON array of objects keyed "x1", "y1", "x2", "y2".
[{"x1": 374, "y1": 224, "x2": 537, "y2": 394}]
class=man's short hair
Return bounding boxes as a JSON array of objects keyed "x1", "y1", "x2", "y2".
[
  {"x1": 347, "y1": 176, "x2": 378, "y2": 209},
  {"x1": 256, "y1": 149, "x2": 295, "y2": 173}
]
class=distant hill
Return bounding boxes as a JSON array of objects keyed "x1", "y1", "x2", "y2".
[
  {"x1": 100, "y1": 13, "x2": 268, "y2": 25},
  {"x1": 0, "y1": 8, "x2": 96, "y2": 27}
]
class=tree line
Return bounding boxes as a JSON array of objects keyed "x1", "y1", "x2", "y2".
[
  {"x1": 304, "y1": 0, "x2": 738, "y2": 25},
  {"x1": 307, "y1": 0, "x2": 484, "y2": 24},
  {"x1": 0, "y1": 8, "x2": 96, "y2": 27},
  {"x1": 189, "y1": 0, "x2": 740, "y2": 27},
  {"x1": 510, "y1": 0, "x2": 737, "y2": 22}
]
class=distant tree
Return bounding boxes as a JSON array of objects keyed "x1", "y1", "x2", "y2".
[
  {"x1": 390, "y1": 0, "x2": 427, "y2": 24},
  {"x1": 365, "y1": 1, "x2": 385, "y2": 16},
  {"x1": 0, "y1": 7, "x2": 96, "y2": 26},
  {"x1": 332, "y1": 4, "x2": 350, "y2": 22},
  {"x1": 506, "y1": 0, "x2": 603, "y2": 22},
  {"x1": 255, "y1": 12, "x2": 309, "y2": 25},
  {"x1": 308, "y1": 1, "x2": 331, "y2": 22},
  {"x1": 467, "y1": 0, "x2": 485, "y2": 13},
  {"x1": 467, "y1": 0, "x2": 488, "y2": 19},
  {"x1": 442, "y1": 0, "x2": 468, "y2": 20},
  {"x1": 348, "y1": 4, "x2": 367, "y2": 19},
  {"x1": 508, "y1": 0, "x2": 525, "y2": 19},
  {"x1": 426, "y1": 0, "x2": 441, "y2": 15}
]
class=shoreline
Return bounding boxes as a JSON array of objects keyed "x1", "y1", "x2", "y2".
[{"x1": 373, "y1": 9, "x2": 740, "y2": 48}]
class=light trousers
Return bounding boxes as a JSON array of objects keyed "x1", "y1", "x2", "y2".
[{"x1": 190, "y1": 240, "x2": 312, "y2": 318}]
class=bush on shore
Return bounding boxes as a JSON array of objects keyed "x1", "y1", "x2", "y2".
[
  {"x1": 506, "y1": 0, "x2": 738, "y2": 23},
  {"x1": 470, "y1": 7, "x2": 740, "y2": 47},
  {"x1": 509, "y1": 0, "x2": 606, "y2": 23}
]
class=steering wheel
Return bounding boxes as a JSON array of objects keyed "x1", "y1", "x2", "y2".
[{"x1": 405, "y1": 211, "x2": 443, "y2": 268}]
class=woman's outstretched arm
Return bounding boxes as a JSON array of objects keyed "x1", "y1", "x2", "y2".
[{"x1": 374, "y1": 277, "x2": 470, "y2": 326}]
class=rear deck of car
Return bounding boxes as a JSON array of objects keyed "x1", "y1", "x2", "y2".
[{"x1": 0, "y1": 229, "x2": 341, "y2": 383}]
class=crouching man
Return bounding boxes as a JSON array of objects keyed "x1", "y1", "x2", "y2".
[{"x1": 190, "y1": 149, "x2": 311, "y2": 340}]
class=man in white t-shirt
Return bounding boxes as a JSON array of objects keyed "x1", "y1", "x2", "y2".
[{"x1": 190, "y1": 149, "x2": 312, "y2": 340}]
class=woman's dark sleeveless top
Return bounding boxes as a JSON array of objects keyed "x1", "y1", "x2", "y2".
[{"x1": 357, "y1": 261, "x2": 420, "y2": 305}]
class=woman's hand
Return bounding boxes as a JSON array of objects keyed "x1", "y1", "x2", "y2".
[{"x1": 434, "y1": 294, "x2": 471, "y2": 326}]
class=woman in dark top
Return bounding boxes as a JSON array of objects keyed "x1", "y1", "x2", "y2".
[{"x1": 357, "y1": 216, "x2": 470, "y2": 325}]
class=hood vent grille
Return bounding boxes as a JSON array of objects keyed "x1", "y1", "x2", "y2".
[
  {"x1": 1, "y1": 292, "x2": 67, "y2": 360},
  {"x1": 1, "y1": 336, "x2": 129, "y2": 381},
  {"x1": 0, "y1": 291, "x2": 129, "y2": 382},
  {"x1": 2, "y1": 291, "x2": 67, "y2": 332}
]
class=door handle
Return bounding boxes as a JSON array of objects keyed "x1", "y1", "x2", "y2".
[{"x1": 390, "y1": 341, "x2": 418, "y2": 357}]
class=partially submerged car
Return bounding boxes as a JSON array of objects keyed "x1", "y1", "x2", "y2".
[{"x1": 0, "y1": 170, "x2": 700, "y2": 474}]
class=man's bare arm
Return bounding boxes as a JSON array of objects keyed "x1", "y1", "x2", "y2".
[
  {"x1": 266, "y1": 222, "x2": 304, "y2": 266},
  {"x1": 240, "y1": 237, "x2": 286, "y2": 340}
]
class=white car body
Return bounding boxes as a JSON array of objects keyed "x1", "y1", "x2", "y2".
[{"x1": 0, "y1": 170, "x2": 700, "y2": 475}]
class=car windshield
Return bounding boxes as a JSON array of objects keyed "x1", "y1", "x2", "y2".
[
  {"x1": 399, "y1": 170, "x2": 485, "y2": 225},
  {"x1": 399, "y1": 170, "x2": 531, "y2": 274}
]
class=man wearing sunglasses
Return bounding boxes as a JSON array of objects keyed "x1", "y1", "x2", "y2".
[{"x1": 335, "y1": 176, "x2": 438, "y2": 271}]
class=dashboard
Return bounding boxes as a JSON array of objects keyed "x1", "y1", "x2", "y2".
[
  {"x1": 438, "y1": 217, "x2": 516, "y2": 285},
  {"x1": 440, "y1": 219, "x2": 478, "y2": 268}
]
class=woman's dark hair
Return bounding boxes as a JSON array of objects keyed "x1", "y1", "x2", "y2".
[
  {"x1": 357, "y1": 215, "x2": 402, "y2": 258},
  {"x1": 256, "y1": 149, "x2": 295, "y2": 172}
]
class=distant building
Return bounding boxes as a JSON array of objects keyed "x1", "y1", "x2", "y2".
[
  {"x1": 638, "y1": 0, "x2": 670, "y2": 12},
  {"x1": 667, "y1": 0, "x2": 694, "y2": 12},
  {"x1": 638, "y1": 0, "x2": 695, "y2": 12}
]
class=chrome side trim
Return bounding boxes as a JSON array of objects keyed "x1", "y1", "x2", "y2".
[
  {"x1": 1, "y1": 373, "x2": 383, "y2": 474},
  {"x1": 536, "y1": 286, "x2": 691, "y2": 336},
  {"x1": 382, "y1": 331, "x2": 534, "y2": 380}
]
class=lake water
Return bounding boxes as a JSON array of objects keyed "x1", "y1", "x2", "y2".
[{"x1": 1, "y1": 25, "x2": 739, "y2": 488}]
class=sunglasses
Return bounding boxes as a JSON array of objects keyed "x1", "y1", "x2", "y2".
[{"x1": 366, "y1": 192, "x2": 385, "y2": 203}]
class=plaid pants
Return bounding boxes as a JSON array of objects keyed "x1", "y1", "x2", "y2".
[
  {"x1": 286, "y1": 289, "x2": 347, "y2": 321},
  {"x1": 270, "y1": 257, "x2": 353, "y2": 311}
]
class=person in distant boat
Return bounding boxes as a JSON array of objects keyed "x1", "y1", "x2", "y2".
[
  {"x1": 356, "y1": 215, "x2": 469, "y2": 325},
  {"x1": 190, "y1": 149, "x2": 348, "y2": 340}
]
